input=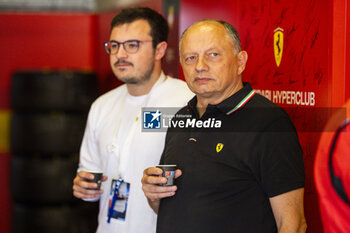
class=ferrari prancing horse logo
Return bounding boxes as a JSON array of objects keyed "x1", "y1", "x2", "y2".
[
  {"x1": 273, "y1": 27, "x2": 284, "y2": 67},
  {"x1": 216, "y1": 143, "x2": 224, "y2": 153}
]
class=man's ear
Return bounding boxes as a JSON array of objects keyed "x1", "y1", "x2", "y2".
[
  {"x1": 237, "y1": 51, "x2": 248, "y2": 75},
  {"x1": 155, "y1": 41, "x2": 168, "y2": 61}
]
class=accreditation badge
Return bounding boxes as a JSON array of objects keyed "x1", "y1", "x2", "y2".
[{"x1": 107, "y1": 179, "x2": 130, "y2": 222}]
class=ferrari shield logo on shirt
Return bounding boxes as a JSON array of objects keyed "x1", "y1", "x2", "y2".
[
  {"x1": 273, "y1": 27, "x2": 284, "y2": 67},
  {"x1": 143, "y1": 110, "x2": 161, "y2": 129},
  {"x1": 216, "y1": 143, "x2": 224, "y2": 153}
]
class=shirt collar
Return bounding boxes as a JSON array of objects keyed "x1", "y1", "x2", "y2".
[{"x1": 187, "y1": 82, "x2": 255, "y2": 116}]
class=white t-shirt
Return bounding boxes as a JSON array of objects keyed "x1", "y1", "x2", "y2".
[{"x1": 78, "y1": 73, "x2": 194, "y2": 233}]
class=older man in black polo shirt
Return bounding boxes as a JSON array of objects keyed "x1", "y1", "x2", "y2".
[{"x1": 142, "y1": 19, "x2": 306, "y2": 233}]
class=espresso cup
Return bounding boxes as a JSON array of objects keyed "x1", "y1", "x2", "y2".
[
  {"x1": 85, "y1": 171, "x2": 103, "y2": 190},
  {"x1": 156, "y1": 165, "x2": 177, "y2": 186}
]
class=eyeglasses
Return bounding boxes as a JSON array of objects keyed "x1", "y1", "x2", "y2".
[{"x1": 104, "y1": 40, "x2": 153, "y2": 54}]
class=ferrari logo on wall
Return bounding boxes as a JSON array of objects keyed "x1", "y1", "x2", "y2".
[{"x1": 273, "y1": 27, "x2": 284, "y2": 67}]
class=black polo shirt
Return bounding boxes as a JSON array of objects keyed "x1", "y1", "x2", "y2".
[{"x1": 157, "y1": 83, "x2": 305, "y2": 233}]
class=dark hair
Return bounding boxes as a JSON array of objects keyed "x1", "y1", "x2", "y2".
[{"x1": 111, "y1": 7, "x2": 169, "y2": 48}]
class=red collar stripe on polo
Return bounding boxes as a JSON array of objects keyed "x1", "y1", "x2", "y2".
[{"x1": 226, "y1": 90, "x2": 256, "y2": 115}]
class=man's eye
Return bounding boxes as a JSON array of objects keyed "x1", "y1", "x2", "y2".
[
  {"x1": 185, "y1": 56, "x2": 196, "y2": 61},
  {"x1": 209, "y1": 52, "x2": 218, "y2": 57},
  {"x1": 127, "y1": 42, "x2": 139, "y2": 48},
  {"x1": 110, "y1": 43, "x2": 118, "y2": 49}
]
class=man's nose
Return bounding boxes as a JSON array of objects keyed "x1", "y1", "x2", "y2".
[
  {"x1": 115, "y1": 45, "x2": 128, "y2": 59},
  {"x1": 195, "y1": 56, "x2": 209, "y2": 73}
]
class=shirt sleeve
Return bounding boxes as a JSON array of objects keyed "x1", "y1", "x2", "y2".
[
  {"x1": 78, "y1": 103, "x2": 102, "y2": 172},
  {"x1": 78, "y1": 103, "x2": 102, "y2": 202},
  {"x1": 258, "y1": 114, "x2": 306, "y2": 197}
]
